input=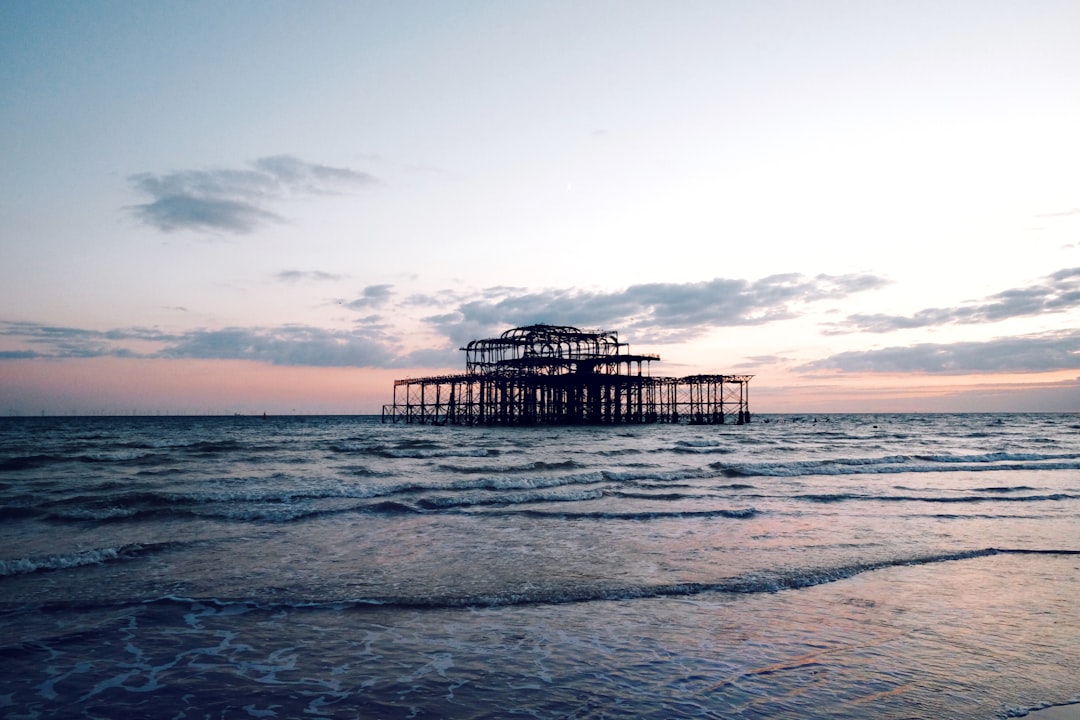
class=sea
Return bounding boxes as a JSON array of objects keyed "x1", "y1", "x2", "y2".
[{"x1": 1, "y1": 413, "x2": 1078, "y2": 719}]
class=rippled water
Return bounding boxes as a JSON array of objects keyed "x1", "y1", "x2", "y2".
[{"x1": 1, "y1": 413, "x2": 1078, "y2": 718}]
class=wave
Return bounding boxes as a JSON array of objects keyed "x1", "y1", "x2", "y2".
[
  {"x1": 794, "y1": 492, "x2": 1080, "y2": 504},
  {"x1": 447, "y1": 471, "x2": 604, "y2": 492},
  {"x1": 64, "y1": 447, "x2": 1046, "y2": 524},
  {"x1": 627, "y1": 480, "x2": 754, "y2": 492},
  {"x1": 30, "y1": 471, "x2": 607, "y2": 523},
  {"x1": 509, "y1": 507, "x2": 759, "y2": 521},
  {"x1": 336, "y1": 445, "x2": 493, "y2": 459},
  {"x1": 328, "y1": 441, "x2": 373, "y2": 453},
  {"x1": 914, "y1": 451, "x2": 1080, "y2": 463},
  {"x1": 603, "y1": 467, "x2": 719, "y2": 483},
  {"x1": 43, "y1": 548, "x2": 1077, "y2": 612},
  {"x1": 0, "y1": 543, "x2": 164, "y2": 578},
  {"x1": 1004, "y1": 702, "x2": 1080, "y2": 720},
  {"x1": 437, "y1": 460, "x2": 581, "y2": 475},
  {"x1": 42, "y1": 479, "x2": 412, "y2": 509},
  {"x1": 381, "y1": 448, "x2": 492, "y2": 459},
  {"x1": 365, "y1": 500, "x2": 422, "y2": 514},
  {"x1": 608, "y1": 491, "x2": 709, "y2": 501},
  {"x1": 714, "y1": 452, "x2": 1080, "y2": 478},
  {"x1": 78, "y1": 449, "x2": 162, "y2": 463},
  {"x1": 672, "y1": 446, "x2": 735, "y2": 455},
  {"x1": 416, "y1": 488, "x2": 606, "y2": 510},
  {"x1": 930, "y1": 513, "x2": 1051, "y2": 520},
  {"x1": 675, "y1": 439, "x2": 724, "y2": 448},
  {"x1": 330, "y1": 440, "x2": 496, "y2": 459},
  {"x1": 26, "y1": 470, "x2": 612, "y2": 523},
  {"x1": 343, "y1": 465, "x2": 389, "y2": 477},
  {"x1": 671, "y1": 439, "x2": 734, "y2": 455}
]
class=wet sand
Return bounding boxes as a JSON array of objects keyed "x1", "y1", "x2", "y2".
[{"x1": 1027, "y1": 704, "x2": 1080, "y2": 720}]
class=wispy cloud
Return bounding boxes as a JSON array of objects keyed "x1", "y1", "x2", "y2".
[
  {"x1": 4, "y1": 273, "x2": 1079, "y2": 377},
  {"x1": 276, "y1": 270, "x2": 345, "y2": 283},
  {"x1": 127, "y1": 155, "x2": 377, "y2": 234},
  {"x1": 423, "y1": 273, "x2": 888, "y2": 345},
  {"x1": 0, "y1": 320, "x2": 451, "y2": 369},
  {"x1": 161, "y1": 326, "x2": 396, "y2": 367},
  {"x1": 0, "y1": 322, "x2": 177, "y2": 359},
  {"x1": 345, "y1": 284, "x2": 394, "y2": 310},
  {"x1": 0, "y1": 317, "x2": 464, "y2": 369},
  {"x1": 130, "y1": 195, "x2": 283, "y2": 234},
  {"x1": 799, "y1": 329, "x2": 1080, "y2": 374},
  {"x1": 828, "y1": 267, "x2": 1080, "y2": 334},
  {"x1": 7, "y1": 270, "x2": 870, "y2": 368}
]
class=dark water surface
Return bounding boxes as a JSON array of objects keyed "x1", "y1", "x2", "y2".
[{"x1": 1, "y1": 413, "x2": 1078, "y2": 718}]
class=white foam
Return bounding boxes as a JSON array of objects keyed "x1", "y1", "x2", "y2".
[{"x1": 0, "y1": 546, "x2": 126, "y2": 576}]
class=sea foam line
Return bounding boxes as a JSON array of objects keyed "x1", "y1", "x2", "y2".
[
  {"x1": 47, "y1": 548, "x2": 1076, "y2": 614},
  {"x1": 505, "y1": 507, "x2": 760, "y2": 521},
  {"x1": 716, "y1": 455, "x2": 1080, "y2": 478},
  {"x1": 0, "y1": 544, "x2": 144, "y2": 577},
  {"x1": 799, "y1": 492, "x2": 1080, "y2": 504},
  {"x1": 337, "y1": 548, "x2": 1080, "y2": 608},
  {"x1": 19, "y1": 549, "x2": 1079, "y2": 615}
]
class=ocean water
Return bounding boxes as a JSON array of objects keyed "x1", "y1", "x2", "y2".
[{"x1": 1, "y1": 413, "x2": 1078, "y2": 719}]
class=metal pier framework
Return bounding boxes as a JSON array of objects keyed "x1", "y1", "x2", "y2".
[{"x1": 382, "y1": 324, "x2": 752, "y2": 426}]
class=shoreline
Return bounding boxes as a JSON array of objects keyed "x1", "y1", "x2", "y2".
[{"x1": 1026, "y1": 704, "x2": 1080, "y2": 720}]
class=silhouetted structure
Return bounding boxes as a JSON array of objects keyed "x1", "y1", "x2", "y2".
[{"x1": 382, "y1": 324, "x2": 751, "y2": 426}]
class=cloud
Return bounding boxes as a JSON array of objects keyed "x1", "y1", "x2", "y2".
[
  {"x1": 32, "y1": 270, "x2": 1080, "y2": 379},
  {"x1": 829, "y1": 267, "x2": 1080, "y2": 334},
  {"x1": 799, "y1": 329, "x2": 1080, "y2": 375},
  {"x1": 127, "y1": 155, "x2": 377, "y2": 234},
  {"x1": 345, "y1": 284, "x2": 394, "y2": 310},
  {"x1": 424, "y1": 273, "x2": 889, "y2": 345},
  {"x1": 0, "y1": 322, "x2": 177, "y2": 359},
  {"x1": 276, "y1": 270, "x2": 345, "y2": 283},
  {"x1": 0, "y1": 319, "x2": 448, "y2": 369},
  {"x1": 402, "y1": 288, "x2": 474, "y2": 307},
  {"x1": 160, "y1": 326, "x2": 397, "y2": 367},
  {"x1": 129, "y1": 195, "x2": 284, "y2": 234},
  {"x1": 18, "y1": 270, "x2": 858, "y2": 367}
]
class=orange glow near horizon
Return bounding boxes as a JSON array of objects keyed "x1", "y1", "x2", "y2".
[
  {"x1": 2, "y1": 357, "x2": 1076, "y2": 416},
  {"x1": 753, "y1": 370, "x2": 1080, "y2": 413},
  {"x1": 0, "y1": 358, "x2": 431, "y2": 415}
]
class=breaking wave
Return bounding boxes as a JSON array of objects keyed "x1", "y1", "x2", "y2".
[
  {"x1": 39, "y1": 548, "x2": 1077, "y2": 611},
  {"x1": 0, "y1": 543, "x2": 166, "y2": 577},
  {"x1": 793, "y1": 492, "x2": 1079, "y2": 504},
  {"x1": 713, "y1": 452, "x2": 1080, "y2": 478}
]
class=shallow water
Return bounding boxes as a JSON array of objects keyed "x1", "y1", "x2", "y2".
[{"x1": 1, "y1": 413, "x2": 1078, "y2": 718}]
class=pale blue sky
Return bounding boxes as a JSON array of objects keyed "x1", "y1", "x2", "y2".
[{"x1": 2, "y1": 1, "x2": 1079, "y2": 413}]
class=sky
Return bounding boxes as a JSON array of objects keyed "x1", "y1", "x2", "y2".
[{"x1": 2, "y1": 0, "x2": 1079, "y2": 415}]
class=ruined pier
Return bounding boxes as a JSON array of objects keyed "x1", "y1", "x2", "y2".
[{"x1": 382, "y1": 324, "x2": 752, "y2": 426}]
